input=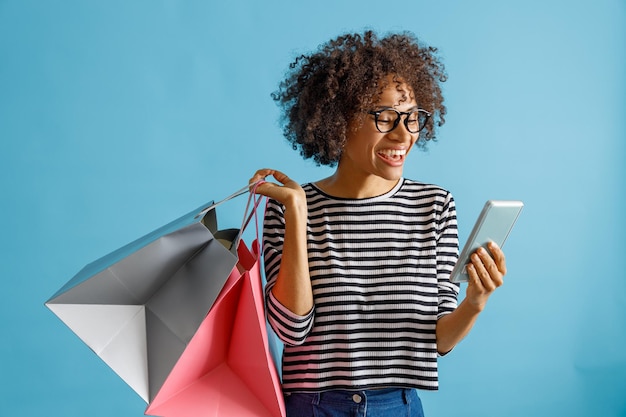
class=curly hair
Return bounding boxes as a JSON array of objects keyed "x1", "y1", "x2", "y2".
[{"x1": 272, "y1": 30, "x2": 448, "y2": 166}]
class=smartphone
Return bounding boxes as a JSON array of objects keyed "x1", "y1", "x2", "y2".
[{"x1": 450, "y1": 200, "x2": 524, "y2": 283}]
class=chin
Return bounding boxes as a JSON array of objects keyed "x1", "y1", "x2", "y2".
[{"x1": 378, "y1": 170, "x2": 404, "y2": 181}]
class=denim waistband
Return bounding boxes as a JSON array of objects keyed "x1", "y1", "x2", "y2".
[{"x1": 287, "y1": 388, "x2": 414, "y2": 405}]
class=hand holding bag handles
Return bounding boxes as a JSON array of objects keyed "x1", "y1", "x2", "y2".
[{"x1": 46, "y1": 182, "x2": 284, "y2": 417}]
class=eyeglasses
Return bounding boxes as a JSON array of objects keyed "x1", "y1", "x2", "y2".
[{"x1": 367, "y1": 108, "x2": 431, "y2": 134}]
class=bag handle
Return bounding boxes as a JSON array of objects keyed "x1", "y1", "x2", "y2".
[
  {"x1": 193, "y1": 181, "x2": 265, "y2": 250},
  {"x1": 195, "y1": 183, "x2": 253, "y2": 220},
  {"x1": 237, "y1": 180, "x2": 266, "y2": 248}
]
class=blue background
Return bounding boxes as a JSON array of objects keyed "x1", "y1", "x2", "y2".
[{"x1": 1, "y1": 1, "x2": 624, "y2": 416}]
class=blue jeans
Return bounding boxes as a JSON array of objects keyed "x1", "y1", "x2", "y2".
[{"x1": 284, "y1": 388, "x2": 425, "y2": 417}]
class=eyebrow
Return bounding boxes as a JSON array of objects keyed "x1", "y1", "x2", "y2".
[{"x1": 373, "y1": 105, "x2": 420, "y2": 112}]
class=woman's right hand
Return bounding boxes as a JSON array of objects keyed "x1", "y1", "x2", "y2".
[{"x1": 249, "y1": 169, "x2": 306, "y2": 209}]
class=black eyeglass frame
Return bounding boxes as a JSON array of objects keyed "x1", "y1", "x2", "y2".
[{"x1": 367, "y1": 108, "x2": 432, "y2": 134}]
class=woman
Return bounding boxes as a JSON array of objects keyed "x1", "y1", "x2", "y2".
[{"x1": 250, "y1": 30, "x2": 506, "y2": 417}]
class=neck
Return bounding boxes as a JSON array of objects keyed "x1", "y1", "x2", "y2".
[{"x1": 316, "y1": 168, "x2": 401, "y2": 199}]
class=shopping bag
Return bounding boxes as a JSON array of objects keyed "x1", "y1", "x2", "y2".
[
  {"x1": 45, "y1": 185, "x2": 254, "y2": 404},
  {"x1": 145, "y1": 237, "x2": 285, "y2": 417},
  {"x1": 144, "y1": 186, "x2": 285, "y2": 417}
]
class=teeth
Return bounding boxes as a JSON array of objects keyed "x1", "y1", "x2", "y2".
[{"x1": 378, "y1": 149, "x2": 407, "y2": 157}]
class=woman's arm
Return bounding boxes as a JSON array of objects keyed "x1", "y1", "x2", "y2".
[
  {"x1": 436, "y1": 242, "x2": 506, "y2": 354},
  {"x1": 251, "y1": 169, "x2": 313, "y2": 316}
]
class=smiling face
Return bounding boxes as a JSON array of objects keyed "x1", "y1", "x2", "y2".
[{"x1": 338, "y1": 77, "x2": 420, "y2": 186}]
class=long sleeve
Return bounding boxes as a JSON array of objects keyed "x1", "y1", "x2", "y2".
[
  {"x1": 262, "y1": 198, "x2": 315, "y2": 346},
  {"x1": 435, "y1": 192, "x2": 460, "y2": 320}
]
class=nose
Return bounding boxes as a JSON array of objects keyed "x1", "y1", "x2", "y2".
[{"x1": 388, "y1": 116, "x2": 418, "y2": 142}]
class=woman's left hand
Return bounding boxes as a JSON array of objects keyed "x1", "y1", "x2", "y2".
[{"x1": 465, "y1": 241, "x2": 506, "y2": 311}]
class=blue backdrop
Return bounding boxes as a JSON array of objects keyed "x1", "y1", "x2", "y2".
[{"x1": 1, "y1": 1, "x2": 624, "y2": 416}]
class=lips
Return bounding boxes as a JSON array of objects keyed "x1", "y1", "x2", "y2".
[{"x1": 377, "y1": 148, "x2": 407, "y2": 164}]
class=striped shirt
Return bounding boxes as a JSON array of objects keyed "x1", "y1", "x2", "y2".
[{"x1": 262, "y1": 178, "x2": 460, "y2": 392}]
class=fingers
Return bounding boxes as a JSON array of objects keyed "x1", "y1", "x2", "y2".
[
  {"x1": 248, "y1": 169, "x2": 305, "y2": 207},
  {"x1": 488, "y1": 241, "x2": 507, "y2": 276},
  {"x1": 269, "y1": 170, "x2": 296, "y2": 186},
  {"x1": 249, "y1": 169, "x2": 293, "y2": 186},
  {"x1": 249, "y1": 170, "x2": 276, "y2": 198},
  {"x1": 249, "y1": 168, "x2": 274, "y2": 185},
  {"x1": 466, "y1": 264, "x2": 483, "y2": 292},
  {"x1": 467, "y1": 245, "x2": 505, "y2": 292}
]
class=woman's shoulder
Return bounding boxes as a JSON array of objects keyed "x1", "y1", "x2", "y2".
[{"x1": 399, "y1": 178, "x2": 453, "y2": 197}]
